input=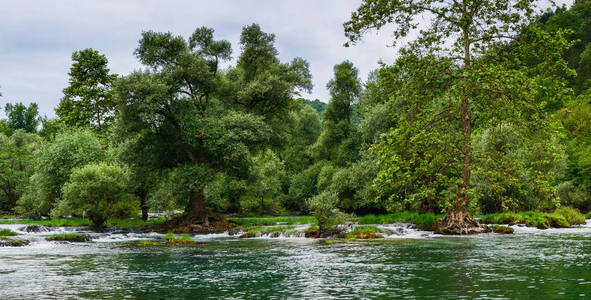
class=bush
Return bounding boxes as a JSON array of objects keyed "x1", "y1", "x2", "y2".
[
  {"x1": 51, "y1": 163, "x2": 135, "y2": 227},
  {"x1": 554, "y1": 206, "x2": 586, "y2": 225},
  {"x1": 306, "y1": 191, "x2": 354, "y2": 235}
]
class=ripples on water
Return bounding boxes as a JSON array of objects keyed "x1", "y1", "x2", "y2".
[{"x1": 1, "y1": 222, "x2": 591, "y2": 299}]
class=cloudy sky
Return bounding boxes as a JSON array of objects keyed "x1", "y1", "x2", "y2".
[
  {"x1": 0, "y1": 0, "x2": 401, "y2": 118},
  {"x1": 0, "y1": 0, "x2": 574, "y2": 118}
]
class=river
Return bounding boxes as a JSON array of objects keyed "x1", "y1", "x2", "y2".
[{"x1": 1, "y1": 222, "x2": 591, "y2": 299}]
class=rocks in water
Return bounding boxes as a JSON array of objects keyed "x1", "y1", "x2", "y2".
[
  {"x1": 304, "y1": 229, "x2": 319, "y2": 238},
  {"x1": 349, "y1": 231, "x2": 383, "y2": 240},
  {"x1": 19, "y1": 225, "x2": 51, "y2": 233},
  {"x1": 46, "y1": 233, "x2": 91, "y2": 242},
  {"x1": 0, "y1": 237, "x2": 29, "y2": 247},
  {"x1": 493, "y1": 226, "x2": 514, "y2": 234},
  {"x1": 239, "y1": 232, "x2": 257, "y2": 238}
]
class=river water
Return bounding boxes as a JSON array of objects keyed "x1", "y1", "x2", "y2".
[{"x1": 1, "y1": 222, "x2": 591, "y2": 299}]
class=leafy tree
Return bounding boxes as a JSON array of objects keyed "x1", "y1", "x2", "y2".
[
  {"x1": 0, "y1": 130, "x2": 41, "y2": 210},
  {"x1": 52, "y1": 163, "x2": 133, "y2": 227},
  {"x1": 311, "y1": 61, "x2": 362, "y2": 165},
  {"x1": 241, "y1": 149, "x2": 285, "y2": 214},
  {"x1": 15, "y1": 129, "x2": 105, "y2": 218},
  {"x1": 345, "y1": 0, "x2": 572, "y2": 233},
  {"x1": 114, "y1": 25, "x2": 309, "y2": 225},
  {"x1": 4, "y1": 102, "x2": 40, "y2": 134},
  {"x1": 56, "y1": 49, "x2": 118, "y2": 133}
]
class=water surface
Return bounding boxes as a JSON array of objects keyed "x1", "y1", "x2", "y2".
[{"x1": 1, "y1": 222, "x2": 591, "y2": 299}]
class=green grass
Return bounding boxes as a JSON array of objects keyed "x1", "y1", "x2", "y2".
[
  {"x1": 0, "y1": 229, "x2": 18, "y2": 236},
  {"x1": 46, "y1": 233, "x2": 90, "y2": 242},
  {"x1": 586, "y1": 212, "x2": 591, "y2": 219},
  {"x1": 479, "y1": 211, "x2": 571, "y2": 229},
  {"x1": 358, "y1": 212, "x2": 441, "y2": 231},
  {"x1": 555, "y1": 207, "x2": 586, "y2": 225},
  {"x1": 163, "y1": 232, "x2": 196, "y2": 245},
  {"x1": 0, "y1": 214, "x2": 18, "y2": 219},
  {"x1": 229, "y1": 216, "x2": 316, "y2": 226},
  {"x1": 0, "y1": 217, "x2": 165, "y2": 228}
]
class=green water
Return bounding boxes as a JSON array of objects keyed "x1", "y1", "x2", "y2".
[{"x1": 1, "y1": 230, "x2": 591, "y2": 299}]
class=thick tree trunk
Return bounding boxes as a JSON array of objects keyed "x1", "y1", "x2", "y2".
[
  {"x1": 436, "y1": 205, "x2": 489, "y2": 234},
  {"x1": 185, "y1": 189, "x2": 209, "y2": 226}
]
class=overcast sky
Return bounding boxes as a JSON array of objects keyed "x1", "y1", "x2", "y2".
[
  {"x1": 0, "y1": 0, "x2": 402, "y2": 118},
  {"x1": 0, "y1": 0, "x2": 573, "y2": 118}
]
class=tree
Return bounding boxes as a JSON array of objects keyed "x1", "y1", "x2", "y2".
[
  {"x1": 311, "y1": 61, "x2": 362, "y2": 165},
  {"x1": 56, "y1": 49, "x2": 118, "y2": 133},
  {"x1": 114, "y1": 25, "x2": 309, "y2": 226},
  {"x1": 345, "y1": 0, "x2": 571, "y2": 233},
  {"x1": 241, "y1": 149, "x2": 285, "y2": 214},
  {"x1": 4, "y1": 102, "x2": 40, "y2": 134},
  {"x1": 15, "y1": 129, "x2": 105, "y2": 218},
  {"x1": 0, "y1": 130, "x2": 41, "y2": 210},
  {"x1": 52, "y1": 163, "x2": 133, "y2": 227}
]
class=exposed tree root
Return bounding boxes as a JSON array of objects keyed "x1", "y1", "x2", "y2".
[{"x1": 435, "y1": 209, "x2": 490, "y2": 235}]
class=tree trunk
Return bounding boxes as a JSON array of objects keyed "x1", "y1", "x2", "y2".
[
  {"x1": 436, "y1": 205, "x2": 489, "y2": 234},
  {"x1": 185, "y1": 189, "x2": 209, "y2": 226},
  {"x1": 436, "y1": 14, "x2": 488, "y2": 234},
  {"x1": 137, "y1": 188, "x2": 149, "y2": 221}
]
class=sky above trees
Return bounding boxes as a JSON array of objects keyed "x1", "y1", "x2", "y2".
[{"x1": 0, "y1": 0, "x2": 402, "y2": 118}]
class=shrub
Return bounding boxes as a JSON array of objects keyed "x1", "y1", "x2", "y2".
[
  {"x1": 51, "y1": 163, "x2": 135, "y2": 227},
  {"x1": 554, "y1": 206, "x2": 586, "y2": 225},
  {"x1": 306, "y1": 191, "x2": 354, "y2": 235}
]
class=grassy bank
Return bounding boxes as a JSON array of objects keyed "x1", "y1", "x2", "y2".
[
  {"x1": 1, "y1": 209, "x2": 587, "y2": 232},
  {"x1": 478, "y1": 207, "x2": 587, "y2": 229},
  {"x1": 358, "y1": 212, "x2": 441, "y2": 231}
]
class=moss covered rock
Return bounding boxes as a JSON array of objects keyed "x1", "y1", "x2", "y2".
[
  {"x1": 0, "y1": 237, "x2": 29, "y2": 247},
  {"x1": 493, "y1": 226, "x2": 514, "y2": 234},
  {"x1": 46, "y1": 233, "x2": 91, "y2": 242}
]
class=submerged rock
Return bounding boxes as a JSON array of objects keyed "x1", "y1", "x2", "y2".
[
  {"x1": 20, "y1": 225, "x2": 51, "y2": 233},
  {"x1": 493, "y1": 226, "x2": 514, "y2": 234}
]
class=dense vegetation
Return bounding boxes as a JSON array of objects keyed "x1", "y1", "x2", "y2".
[{"x1": 1, "y1": 1, "x2": 590, "y2": 233}]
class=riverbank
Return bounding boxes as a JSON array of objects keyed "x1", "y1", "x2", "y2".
[{"x1": 2, "y1": 209, "x2": 589, "y2": 240}]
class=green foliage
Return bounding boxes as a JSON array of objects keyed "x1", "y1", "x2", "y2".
[
  {"x1": 306, "y1": 191, "x2": 354, "y2": 235},
  {"x1": 163, "y1": 232, "x2": 196, "y2": 245},
  {"x1": 0, "y1": 130, "x2": 40, "y2": 210},
  {"x1": 0, "y1": 229, "x2": 18, "y2": 236},
  {"x1": 229, "y1": 216, "x2": 315, "y2": 226},
  {"x1": 3, "y1": 102, "x2": 40, "y2": 134},
  {"x1": 301, "y1": 99, "x2": 326, "y2": 116},
  {"x1": 358, "y1": 212, "x2": 440, "y2": 231},
  {"x1": 46, "y1": 233, "x2": 90, "y2": 242},
  {"x1": 56, "y1": 48, "x2": 118, "y2": 133},
  {"x1": 479, "y1": 211, "x2": 571, "y2": 229},
  {"x1": 15, "y1": 129, "x2": 105, "y2": 218},
  {"x1": 554, "y1": 206, "x2": 586, "y2": 225},
  {"x1": 311, "y1": 61, "x2": 361, "y2": 165},
  {"x1": 52, "y1": 162, "x2": 134, "y2": 227},
  {"x1": 114, "y1": 25, "x2": 307, "y2": 221},
  {"x1": 240, "y1": 149, "x2": 285, "y2": 214}
]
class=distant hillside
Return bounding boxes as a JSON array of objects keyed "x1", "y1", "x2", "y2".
[{"x1": 301, "y1": 99, "x2": 326, "y2": 116}]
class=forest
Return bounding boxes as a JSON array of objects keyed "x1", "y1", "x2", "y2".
[{"x1": 1, "y1": 0, "x2": 591, "y2": 236}]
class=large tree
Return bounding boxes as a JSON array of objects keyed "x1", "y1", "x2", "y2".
[
  {"x1": 56, "y1": 49, "x2": 118, "y2": 133},
  {"x1": 114, "y1": 25, "x2": 311, "y2": 226},
  {"x1": 345, "y1": 0, "x2": 571, "y2": 233}
]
